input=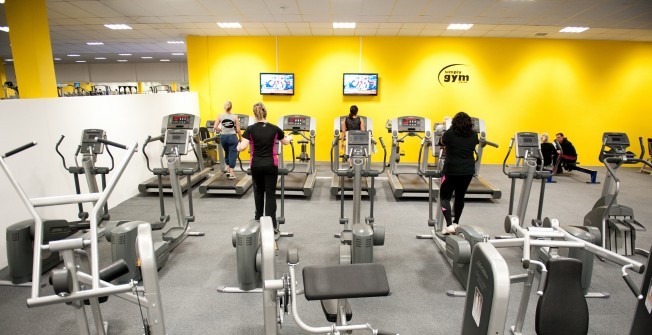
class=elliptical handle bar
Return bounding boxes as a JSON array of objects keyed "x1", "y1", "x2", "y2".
[
  {"x1": 502, "y1": 137, "x2": 515, "y2": 176},
  {"x1": 55, "y1": 135, "x2": 68, "y2": 169},
  {"x1": 622, "y1": 264, "x2": 644, "y2": 300},
  {"x1": 377, "y1": 137, "x2": 388, "y2": 174},
  {"x1": 2, "y1": 141, "x2": 37, "y2": 159},
  {"x1": 142, "y1": 135, "x2": 156, "y2": 173},
  {"x1": 97, "y1": 138, "x2": 127, "y2": 150},
  {"x1": 639, "y1": 136, "x2": 645, "y2": 160},
  {"x1": 480, "y1": 132, "x2": 499, "y2": 148}
]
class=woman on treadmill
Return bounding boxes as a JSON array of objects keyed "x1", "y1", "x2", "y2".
[
  {"x1": 214, "y1": 101, "x2": 241, "y2": 180},
  {"x1": 439, "y1": 111, "x2": 479, "y2": 235},
  {"x1": 237, "y1": 102, "x2": 292, "y2": 234},
  {"x1": 340, "y1": 105, "x2": 366, "y2": 152}
]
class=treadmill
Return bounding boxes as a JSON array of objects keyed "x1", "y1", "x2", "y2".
[
  {"x1": 138, "y1": 113, "x2": 211, "y2": 194},
  {"x1": 431, "y1": 117, "x2": 501, "y2": 199},
  {"x1": 277, "y1": 115, "x2": 317, "y2": 197},
  {"x1": 386, "y1": 116, "x2": 433, "y2": 198},
  {"x1": 199, "y1": 114, "x2": 254, "y2": 195},
  {"x1": 330, "y1": 116, "x2": 375, "y2": 196}
]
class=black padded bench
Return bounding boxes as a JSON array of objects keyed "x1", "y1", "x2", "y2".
[{"x1": 303, "y1": 263, "x2": 390, "y2": 300}]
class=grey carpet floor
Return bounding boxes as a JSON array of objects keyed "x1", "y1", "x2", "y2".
[{"x1": 1, "y1": 163, "x2": 650, "y2": 335}]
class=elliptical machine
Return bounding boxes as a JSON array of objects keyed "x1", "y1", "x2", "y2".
[
  {"x1": 325, "y1": 130, "x2": 387, "y2": 323},
  {"x1": 1, "y1": 139, "x2": 167, "y2": 335},
  {"x1": 217, "y1": 140, "x2": 296, "y2": 293},
  {"x1": 583, "y1": 132, "x2": 651, "y2": 256},
  {"x1": 416, "y1": 121, "x2": 497, "y2": 294},
  {"x1": 331, "y1": 130, "x2": 387, "y2": 264},
  {"x1": 4, "y1": 129, "x2": 114, "y2": 285},
  {"x1": 108, "y1": 114, "x2": 205, "y2": 282}
]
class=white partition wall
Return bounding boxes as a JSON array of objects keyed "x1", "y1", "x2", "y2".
[{"x1": 0, "y1": 92, "x2": 200, "y2": 268}]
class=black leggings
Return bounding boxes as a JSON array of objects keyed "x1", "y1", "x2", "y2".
[
  {"x1": 439, "y1": 174, "x2": 474, "y2": 227},
  {"x1": 251, "y1": 165, "x2": 279, "y2": 228}
]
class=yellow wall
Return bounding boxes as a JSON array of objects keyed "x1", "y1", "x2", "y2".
[{"x1": 187, "y1": 36, "x2": 652, "y2": 165}]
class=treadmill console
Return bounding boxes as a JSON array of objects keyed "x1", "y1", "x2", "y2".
[
  {"x1": 397, "y1": 116, "x2": 425, "y2": 132},
  {"x1": 162, "y1": 113, "x2": 200, "y2": 135},
  {"x1": 237, "y1": 114, "x2": 253, "y2": 128},
  {"x1": 600, "y1": 132, "x2": 634, "y2": 161},
  {"x1": 280, "y1": 115, "x2": 315, "y2": 132},
  {"x1": 80, "y1": 129, "x2": 106, "y2": 155},
  {"x1": 443, "y1": 117, "x2": 485, "y2": 133},
  {"x1": 346, "y1": 130, "x2": 371, "y2": 157},
  {"x1": 389, "y1": 116, "x2": 431, "y2": 134},
  {"x1": 205, "y1": 120, "x2": 215, "y2": 129},
  {"x1": 514, "y1": 132, "x2": 542, "y2": 159},
  {"x1": 164, "y1": 129, "x2": 191, "y2": 155}
]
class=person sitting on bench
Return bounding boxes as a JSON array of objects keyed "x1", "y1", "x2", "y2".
[
  {"x1": 555, "y1": 132, "x2": 577, "y2": 173},
  {"x1": 539, "y1": 133, "x2": 558, "y2": 170}
]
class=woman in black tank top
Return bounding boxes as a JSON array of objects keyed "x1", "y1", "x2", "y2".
[{"x1": 340, "y1": 105, "x2": 366, "y2": 149}]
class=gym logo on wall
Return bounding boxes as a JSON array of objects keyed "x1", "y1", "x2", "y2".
[{"x1": 438, "y1": 64, "x2": 470, "y2": 87}]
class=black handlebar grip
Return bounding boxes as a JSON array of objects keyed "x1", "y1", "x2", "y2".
[
  {"x1": 56, "y1": 135, "x2": 65, "y2": 146},
  {"x1": 379, "y1": 137, "x2": 386, "y2": 148},
  {"x1": 97, "y1": 138, "x2": 127, "y2": 150},
  {"x1": 623, "y1": 274, "x2": 643, "y2": 300},
  {"x1": 3, "y1": 142, "x2": 37, "y2": 158}
]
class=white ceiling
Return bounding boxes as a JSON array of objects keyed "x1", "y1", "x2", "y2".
[{"x1": 1, "y1": 0, "x2": 651, "y2": 64}]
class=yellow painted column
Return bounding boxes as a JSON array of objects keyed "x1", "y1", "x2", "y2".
[
  {"x1": 0, "y1": 59, "x2": 7, "y2": 86},
  {"x1": 5, "y1": 0, "x2": 58, "y2": 98},
  {"x1": 137, "y1": 82, "x2": 143, "y2": 94}
]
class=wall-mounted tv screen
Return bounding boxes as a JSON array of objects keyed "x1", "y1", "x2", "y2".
[
  {"x1": 260, "y1": 73, "x2": 294, "y2": 95},
  {"x1": 343, "y1": 73, "x2": 378, "y2": 96}
]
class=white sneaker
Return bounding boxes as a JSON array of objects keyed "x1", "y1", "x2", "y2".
[{"x1": 444, "y1": 224, "x2": 458, "y2": 234}]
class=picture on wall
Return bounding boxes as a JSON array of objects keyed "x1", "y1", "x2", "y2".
[
  {"x1": 260, "y1": 73, "x2": 294, "y2": 95},
  {"x1": 343, "y1": 73, "x2": 378, "y2": 96}
]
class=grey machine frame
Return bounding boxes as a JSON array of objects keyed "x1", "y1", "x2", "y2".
[
  {"x1": 386, "y1": 116, "x2": 433, "y2": 198},
  {"x1": 198, "y1": 114, "x2": 254, "y2": 195},
  {"x1": 277, "y1": 114, "x2": 317, "y2": 197},
  {"x1": 137, "y1": 113, "x2": 211, "y2": 194},
  {"x1": 0, "y1": 139, "x2": 166, "y2": 335}
]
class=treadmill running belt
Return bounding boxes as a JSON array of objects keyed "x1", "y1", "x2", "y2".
[
  {"x1": 466, "y1": 178, "x2": 495, "y2": 194},
  {"x1": 397, "y1": 174, "x2": 429, "y2": 192}
]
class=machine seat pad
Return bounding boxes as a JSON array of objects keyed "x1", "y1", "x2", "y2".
[
  {"x1": 303, "y1": 263, "x2": 390, "y2": 301},
  {"x1": 535, "y1": 257, "x2": 588, "y2": 335}
]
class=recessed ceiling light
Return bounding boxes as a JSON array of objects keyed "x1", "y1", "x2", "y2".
[
  {"x1": 86, "y1": 42, "x2": 104, "y2": 45},
  {"x1": 171, "y1": 53, "x2": 185, "y2": 56},
  {"x1": 76, "y1": 60, "x2": 86, "y2": 63},
  {"x1": 447, "y1": 23, "x2": 473, "y2": 30},
  {"x1": 0, "y1": 26, "x2": 9, "y2": 33},
  {"x1": 217, "y1": 22, "x2": 242, "y2": 29},
  {"x1": 117, "y1": 59, "x2": 128, "y2": 62},
  {"x1": 5, "y1": 58, "x2": 13, "y2": 62},
  {"x1": 104, "y1": 24, "x2": 132, "y2": 30},
  {"x1": 67, "y1": 54, "x2": 81, "y2": 57},
  {"x1": 333, "y1": 22, "x2": 356, "y2": 29},
  {"x1": 141, "y1": 56, "x2": 153, "y2": 59},
  {"x1": 160, "y1": 59, "x2": 170, "y2": 62},
  {"x1": 94, "y1": 57, "x2": 107, "y2": 60},
  {"x1": 54, "y1": 58, "x2": 61, "y2": 61},
  {"x1": 167, "y1": 41, "x2": 184, "y2": 44},
  {"x1": 560, "y1": 27, "x2": 589, "y2": 33},
  {"x1": 118, "y1": 53, "x2": 132, "y2": 56}
]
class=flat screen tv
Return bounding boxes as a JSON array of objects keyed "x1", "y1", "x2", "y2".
[
  {"x1": 343, "y1": 73, "x2": 378, "y2": 96},
  {"x1": 260, "y1": 73, "x2": 294, "y2": 95}
]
